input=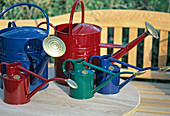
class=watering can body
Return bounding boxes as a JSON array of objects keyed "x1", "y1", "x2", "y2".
[
  {"x1": 0, "y1": 3, "x2": 50, "y2": 91},
  {"x1": 97, "y1": 65, "x2": 120, "y2": 94},
  {"x1": 3, "y1": 73, "x2": 30, "y2": 105},
  {"x1": 0, "y1": 62, "x2": 77, "y2": 105},
  {"x1": 89, "y1": 55, "x2": 135, "y2": 94},
  {"x1": 69, "y1": 69, "x2": 95, "y2": 99}
]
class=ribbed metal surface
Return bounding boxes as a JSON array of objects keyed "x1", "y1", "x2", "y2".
[{"x1": 43, "y1": 36, "x2": 66, "y2": 57}]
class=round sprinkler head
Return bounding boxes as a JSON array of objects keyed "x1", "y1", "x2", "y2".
[
  {"x1": 43, "y1": 36, "x2": 66, "y2": 57},
  {"x1": 134, "y1": 70, "x2": 146, "y2": 76},
  {"x1": 145, "y1": 21, "x2": 159, "y2": 39},
  {"x1": 159, "y1": 66, "x2": 170, "y2": 72},
  {"x1": 65, "y1": 79, "x2": 78, "y2": 89}
]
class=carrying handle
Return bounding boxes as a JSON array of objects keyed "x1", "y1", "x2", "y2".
[
  {"x1": 8, "y1": 21, "x2": 17, "y2": 27},
  {"x1": 69, "y1": 0, "x2": 85, "y2": 36},
  {"x1": 37, "y1": 21, "x2": 55, "y2": 29},
  {"x1": 0, "y1": 3, "x2": 49, "y2": 33},
  {"x1": 88, "y1": 55, "x2": 102, "y2": 64},
  {"x1": 62, "y1": 59, "x2": 75, "y2": 77}
]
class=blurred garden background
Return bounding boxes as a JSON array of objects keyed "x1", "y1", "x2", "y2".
[{"x1": 0, "y1": 0, "x2": 169, "y2": 68}]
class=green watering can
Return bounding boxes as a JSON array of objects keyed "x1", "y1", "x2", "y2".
[{"x1": 62, "y1": 58, "x2": 145, "y2": 99}]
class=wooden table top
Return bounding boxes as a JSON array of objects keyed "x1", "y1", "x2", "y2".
[{"x1": 0, "y1": 68, "x2": 140, "y2": 116}]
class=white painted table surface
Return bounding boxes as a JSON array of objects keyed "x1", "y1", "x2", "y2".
[{"x1": 0, "y1": 67, "x2": 140, "y2": 116}]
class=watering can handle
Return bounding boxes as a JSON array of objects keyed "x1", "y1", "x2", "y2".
[
  {"x1": 62, "y1": 59, "x2": 75, "y2": 77},
  {"x1": 37, "y1": 21, "x2": 55, "y2": 29},
  {"x1": 88, "y1": 55, "x2": 101, "y2": 64},
  {"x1": 0, "y1": 3, "x2": 49, "y2": 33},
  {"x1": 69, "y1": 0, "x2": 85, "y2": 36},
  {"x1": 8, "y1": 21, "x2": 16, "y2": 27},
  {"x1": 109, "y1": 57, "x2": 142, "y2": 70}
]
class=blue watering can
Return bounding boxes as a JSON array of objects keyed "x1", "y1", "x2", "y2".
[
  {"x1": 89, "y1": 55, "x2": 170, "y2": 94},
  {"x1": 0, "y1": 3, "x2": 51, "y2": 91}
]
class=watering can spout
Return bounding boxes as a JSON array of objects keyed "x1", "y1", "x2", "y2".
[
  {"x1": 112, "y1": 22, "x2": 158, "y2": 60},
  {"x1": 27, "y1": 78, "x2": 78, "y2": 99},
  {"x1": 92, "y1": 70, "x2": 146, "y2": 94}
]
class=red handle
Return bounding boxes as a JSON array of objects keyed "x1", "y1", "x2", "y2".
[
  {"x1": 37, "y1": 21, "x2": 55, "y2": 29},
  {"x1": 69, "y1": 0, "x2": 85, "y2": 36}
]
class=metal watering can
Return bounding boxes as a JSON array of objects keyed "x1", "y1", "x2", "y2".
[
  {"x1": 62, "y1": 58, "x2": 144, "y2": 99},
  {"x1": 37, "y1": 0, "x2": 126, "y2": 80},
  {"x1": 0, "y1": 3, "x2": 50, "y2": 91},
  {"x1": 0, "y1": 62, "x2": 77, "y2": 105},
  {"x1": 89, "y1": 55, "x2": 170, "y2": 94}
]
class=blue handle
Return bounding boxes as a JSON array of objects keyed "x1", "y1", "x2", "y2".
[
  {"x1": 109, "y1": 57, "x2": 142, "y2": 70},
  {"x1": 0, "y1": 3, "x2": 49, "y2": 33},
  {"x1": 88, "y1": 55, "x2": 101, "y2": 63}
]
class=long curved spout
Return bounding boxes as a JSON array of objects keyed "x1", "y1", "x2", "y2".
[
  {"x1": 112, "y1": 32, "x2": 148, "y2": 60},
  {"x1": 92, "y1": 72, "x2": 134, "y2": 94},
  {"x1": 112, "y1": 22, "x2": 158, "y2": 60}
]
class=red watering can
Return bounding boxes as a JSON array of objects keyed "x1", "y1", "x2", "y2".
[
  {"x1": 0, "y1": 62, "x2": 77, "y2": 105},
  {"x1": 37, "y1": 0, "x2": 126, "y2": 80}
]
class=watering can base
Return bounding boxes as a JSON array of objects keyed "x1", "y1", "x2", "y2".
[
  {"x1": 97, "y1": 90, "x2": 119, "y2": 95},
  {"x1": 3, "y1": 99, "x2": 30, "y2": 105},
  {"x1": 69, "y1": 94, "x2": 94, "y2": 99}
]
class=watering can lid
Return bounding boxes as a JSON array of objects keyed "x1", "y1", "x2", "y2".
[
  {"x1": 72, "y1": 24, "x2": 101, "y2": 35},
  {"x1": 0, "y1": 26, "x2": 48, "y2": 39}
]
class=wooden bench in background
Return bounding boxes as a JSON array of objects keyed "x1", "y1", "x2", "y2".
[{"x1": 0, "y1": 9, "x2": 170, "y2": 115}]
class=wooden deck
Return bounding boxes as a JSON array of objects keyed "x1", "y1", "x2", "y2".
[{"x1": 131, "y1": 81, "x2": 170, "y2": 116}]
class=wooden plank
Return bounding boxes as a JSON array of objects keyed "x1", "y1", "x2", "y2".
[
  {"x1": 130, "y1": 81, "x2": 170, "y2": 89},
  {"x1": 128, "y1": 27, "x2": 138, "y2": 70},
  {"x1": 0, "y1": 10, "x2": 170, "y2": 34},
  {"x1": 136, "y1": 88, "x2": 170, "y2": 95},
  {"x1": 140, "y1": 93, "x2": 170, "y2": 101},
  {"x1": 100, "y1": 26, "x2": 108, "y2": 56},
  {"x1": 137, "y1": 105, "x2": 170, "y2": 114},
  {"x1": 121, "y1": 68, "x2": 170, "y2": 80},
  {"x1": 158, "y1": 30, "x2": 168, "y2": 67},
  {"x1": 141, "y1": 99, "x2": 170, "y2": 107},
  {"x1": 143, "y1": 35, "x2": 153, "y2": 68},
  {"x1": 113, "y1": 27, "x2": 122, "y2": 67},
  {"x1": 134, "y1": 112, "x2": 170, "y2": 116},
  {"x1": 83, "y1": 10, "x2": 170, "y2": 31}
]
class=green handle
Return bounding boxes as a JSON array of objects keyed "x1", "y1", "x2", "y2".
[
  {"x1": 62, "y1": 59, "x2": 75, "y2": 77},
  {"x1": 83, "y1": 62, "x2": 116, "y2": 75}
]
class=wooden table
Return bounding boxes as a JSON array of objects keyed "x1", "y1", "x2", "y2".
[{"x1": 0, "y1": 68, "x2": 140, "y2": 116}]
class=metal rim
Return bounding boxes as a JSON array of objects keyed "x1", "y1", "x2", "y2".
[
  {"x1": 66, "y1": 79, "x2": 78, "y2": 89},
  {"x1": 145, "y1": 21, "x2": 159, "y2": 39},
  {"x1": 43, "y1": 36, "x2": 66, "y2": 57}
]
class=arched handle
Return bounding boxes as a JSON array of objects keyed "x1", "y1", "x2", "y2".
[
  {"x1": 37, "y1": 21, "x2": 55, "y2": 29},
  {"x1": 8, "y1": 21, "x2": 16, "y2": 27},
  {"x1": 88, "y1": 55, "x2": 101, "y2": 64},
  {"x1": 0, "y1": 3, "x2": 49, "y2": 33},
  {"x1": 62, "y1": 59, "x2": 75, "y2": 77},
  {"x1": 69, "y1": 0, "x2": 85, "y2": 36}
]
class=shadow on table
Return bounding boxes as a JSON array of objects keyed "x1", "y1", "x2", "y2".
[{"x1": 0, "y1": 88, "x2": 4, "y2": 101}]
